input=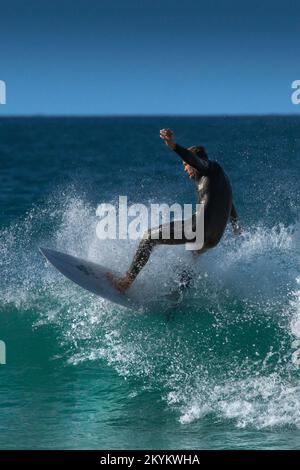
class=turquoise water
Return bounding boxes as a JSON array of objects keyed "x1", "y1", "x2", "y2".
[{"x1": 0, "y1": 116, "x2": 300, "y2": 449}]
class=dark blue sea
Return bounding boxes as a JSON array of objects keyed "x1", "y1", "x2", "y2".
[{"x1": 0, "y1": 116, "x2": 300, "y2": 449}]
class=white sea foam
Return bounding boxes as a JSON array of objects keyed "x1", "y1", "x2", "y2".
[{"x1": 1, "y1": 192, "x2": 299, "y2": 429}]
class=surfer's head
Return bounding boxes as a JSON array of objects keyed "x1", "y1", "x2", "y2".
[{"x1": 183, "y1": 146, "x2": 209, "y2": 178}]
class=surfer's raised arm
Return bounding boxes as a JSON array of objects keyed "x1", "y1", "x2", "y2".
[
  {"x1": 159, "y1": 128, "x2": 211, "y2": 175},
  {"x1": 105, "y1": 128, "x2": 238, "y2": 293}
]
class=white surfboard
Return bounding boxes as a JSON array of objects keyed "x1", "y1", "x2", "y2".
[{"x1": 39, "y1": 247, "x2": 144, "y2": 309}]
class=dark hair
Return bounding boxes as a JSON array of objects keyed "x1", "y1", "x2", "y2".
[{"x1": 188, "y1": 145, "x2": 209, "y2": 160}]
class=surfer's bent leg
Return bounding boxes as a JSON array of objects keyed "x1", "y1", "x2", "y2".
[
  {"x1": 106, "y1": 228, "x2": 159, "y2": 292},
  {"x1": 125, "y1": 229, "x2": 157, "y2": 282},
  {"x1": 125, "y1": 217, "x2": 197, "y2": 283},
  {"x1": 107, "y1": 216, "x2": 202, "y2": 292}
]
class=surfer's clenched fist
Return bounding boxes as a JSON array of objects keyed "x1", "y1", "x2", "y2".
[{"x1": 160, "y1": 128, "x2": 176, "y2": 149}]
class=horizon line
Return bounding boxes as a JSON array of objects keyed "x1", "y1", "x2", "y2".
[{"x1": 0, "y1": 112, "x2": 300, "y2": 118}]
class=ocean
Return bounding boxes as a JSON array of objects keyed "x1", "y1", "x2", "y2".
[{"x1": 0, "y1": 116, "x2": 300, "y2": 450}]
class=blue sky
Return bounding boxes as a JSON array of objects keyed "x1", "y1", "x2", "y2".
[{"x1": 0, "y1": 0, "x2": 299, "y2": 115}]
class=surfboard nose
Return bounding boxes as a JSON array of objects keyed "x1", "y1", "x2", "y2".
[{"x1": 38, "y1": 246, "x2": 139, "y2": 309}]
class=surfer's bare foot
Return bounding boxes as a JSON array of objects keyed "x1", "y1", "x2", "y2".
[{"x1": 106, "y1": 272, "x2": 132, "y2": 293}]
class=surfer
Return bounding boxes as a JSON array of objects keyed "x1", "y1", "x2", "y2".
[{"x1": 107, "y1": 128, "x2": 241, "y2": 292}]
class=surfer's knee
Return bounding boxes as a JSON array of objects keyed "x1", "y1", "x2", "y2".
[
  {"x1": 141, "y1": 228, "x2": 157, "y2": 247},
  {"x1": 142, "y1": 229, "x2": 152, "y2": 241}
]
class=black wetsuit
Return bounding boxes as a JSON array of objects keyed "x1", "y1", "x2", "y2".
[{"x1": 126, "y1": 144, "x2": 237, "y2": 282}]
